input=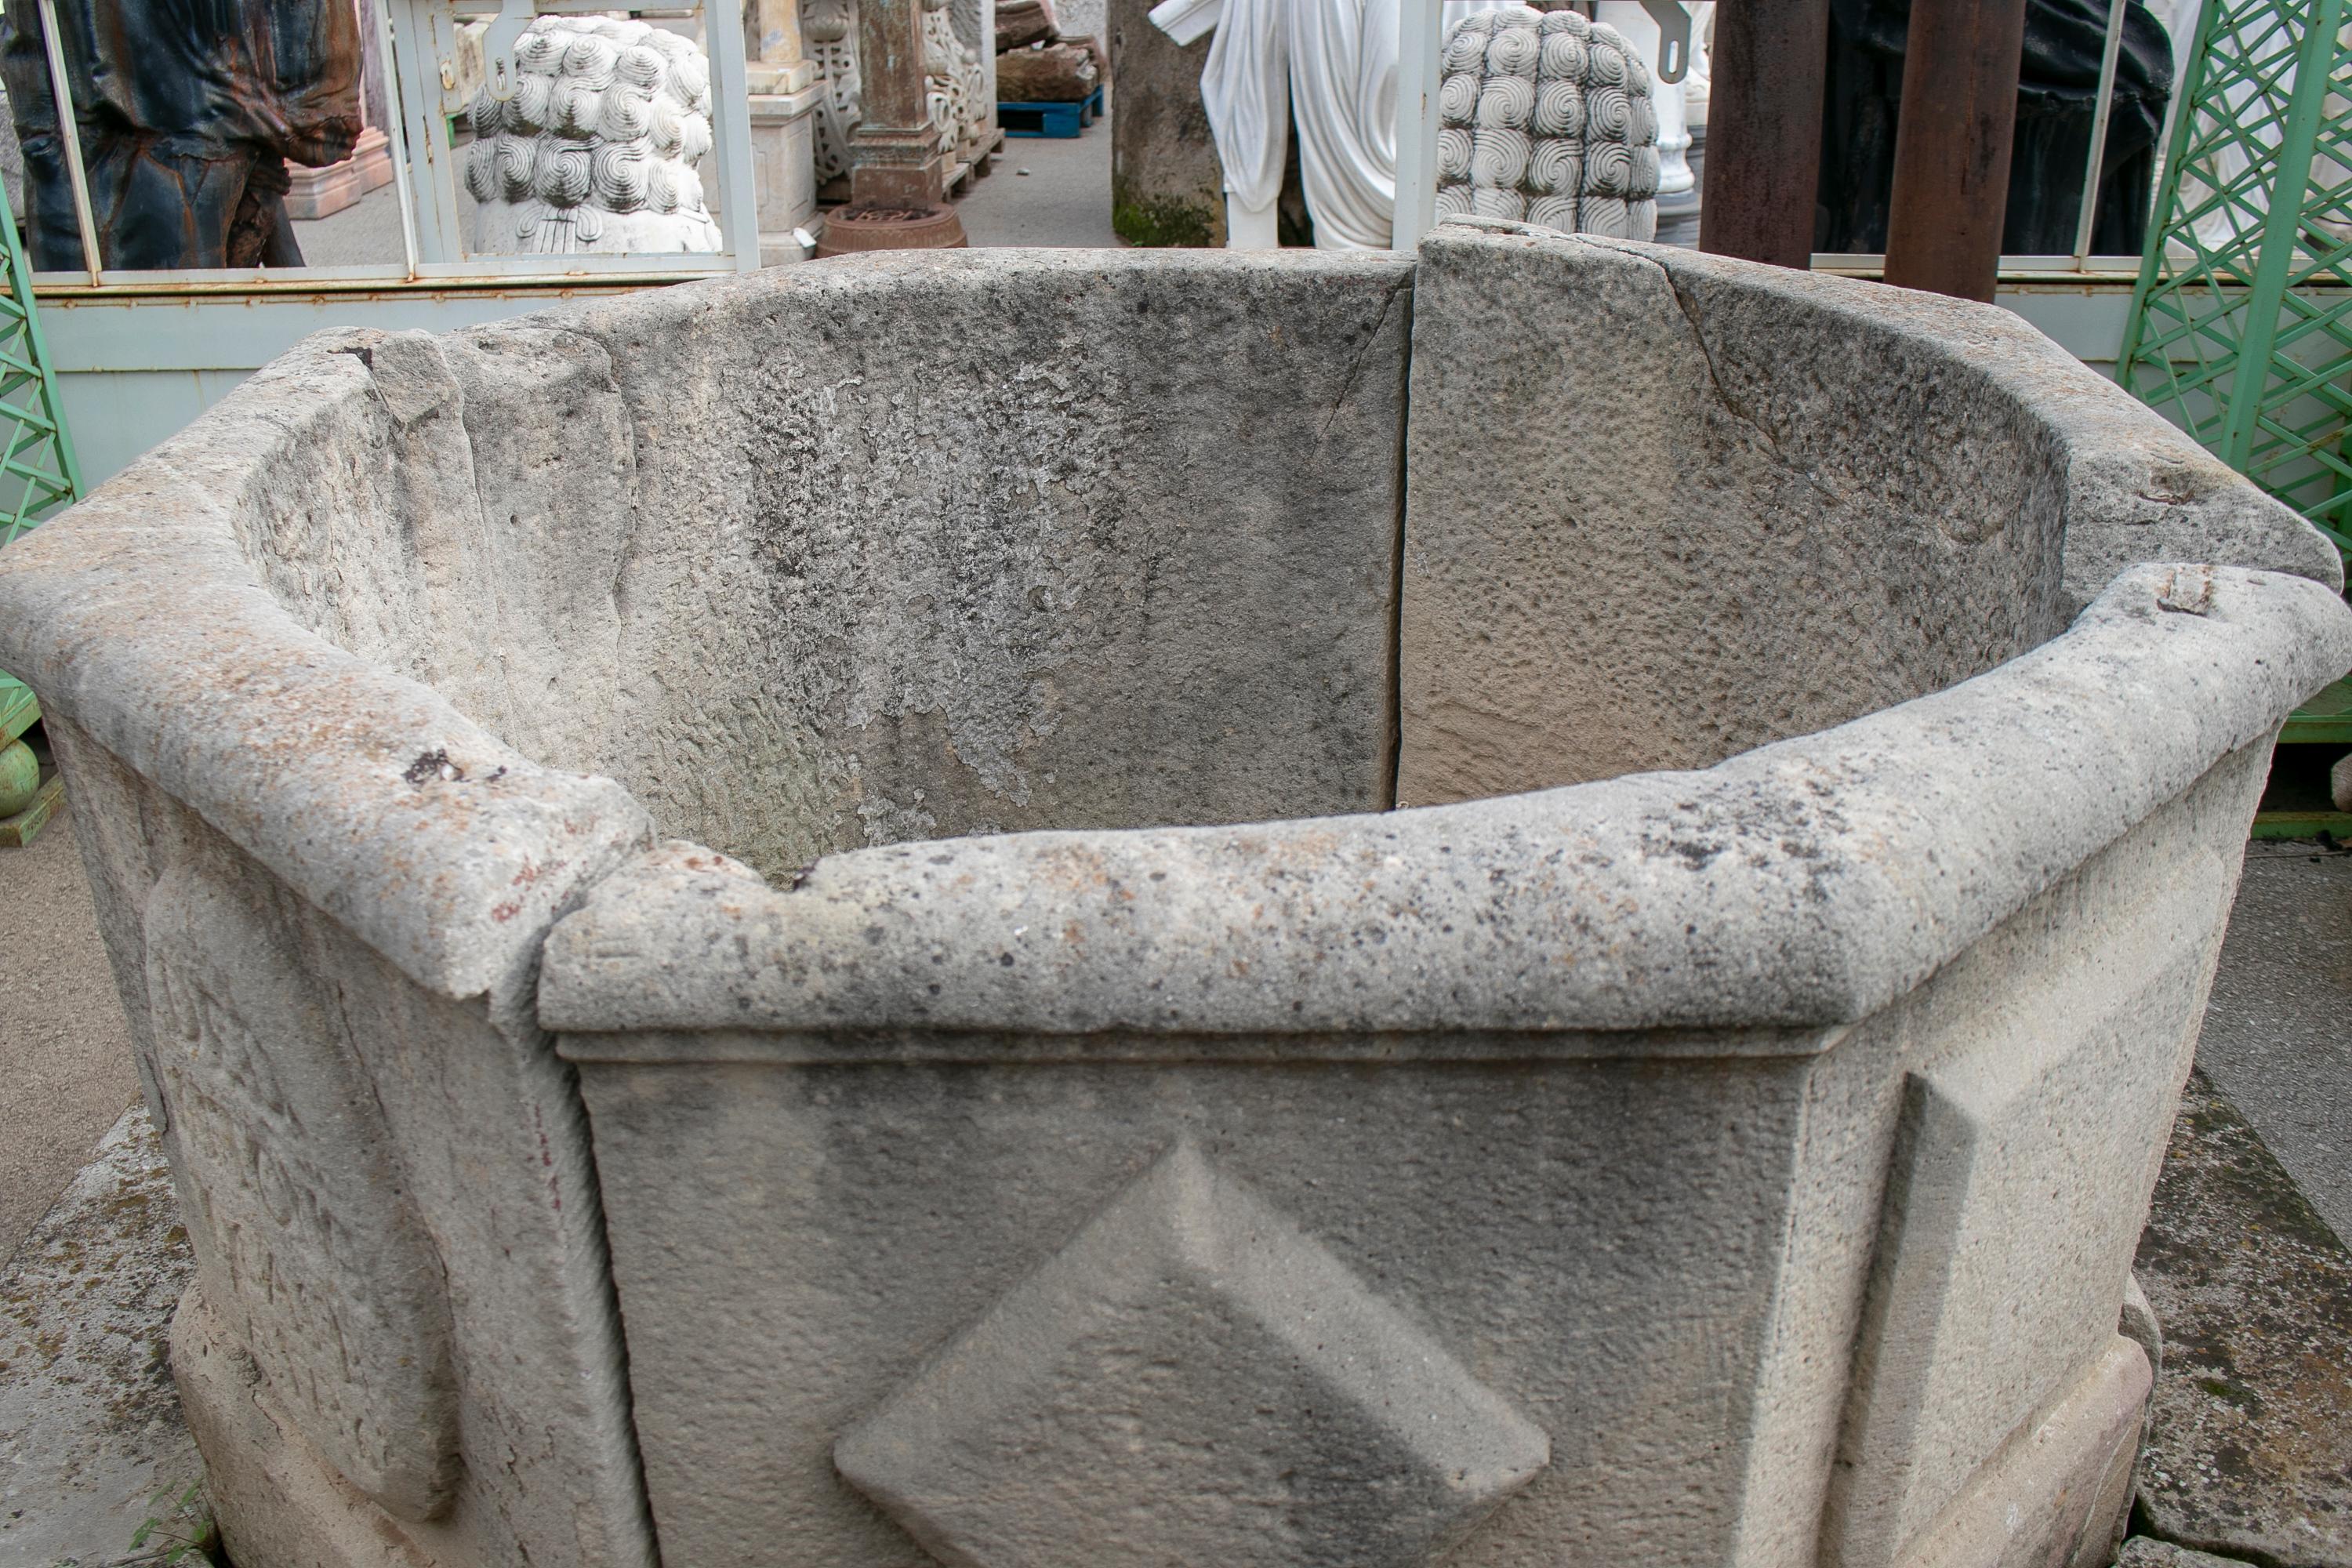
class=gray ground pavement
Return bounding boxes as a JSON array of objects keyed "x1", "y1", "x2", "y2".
[
  {"x1": 0, "y1": 803, "x2": 136, "y2": 1267},
  {"x1": 6, "y1": 100, "x2": 2351, "y2": 1566},
  {"x1": 2194, "y1": 840, "x2": 2352, "y2": 1242}
]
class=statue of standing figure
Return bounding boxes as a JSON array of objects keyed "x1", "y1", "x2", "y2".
[{"x1": 1171, "y1": 0, "x2": 1683, "y2": 249}]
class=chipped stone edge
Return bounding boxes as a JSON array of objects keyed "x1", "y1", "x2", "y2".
[
  {"x1": 0, "y1": 337, "x2": 653, "y2": 1002},
  {"x1": 545, "y1": 564, "x2": 2352, "y2": 1044}
]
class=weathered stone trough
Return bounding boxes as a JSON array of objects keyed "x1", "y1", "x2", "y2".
[{"x1": 3, "y1": 225, "x2": 2347, "y2": 1568}]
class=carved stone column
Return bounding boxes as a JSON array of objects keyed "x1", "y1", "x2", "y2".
[
  {"x1": 747, "y1": 0, "x2": 816, "y2": 88},
  {"x1": 746, "y1": 0, "x2": 824, "y2": 260},
  {"x1": 850, "y1": 0, "x2": 947, "y2": 206}
]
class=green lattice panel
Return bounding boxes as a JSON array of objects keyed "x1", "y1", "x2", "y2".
[
  {"x1": 2119, "y1": 0, "x2": 2352, "y2": 564},
  {"x1": 0, "y1": 167, "x2": 82, "y2": 745}
]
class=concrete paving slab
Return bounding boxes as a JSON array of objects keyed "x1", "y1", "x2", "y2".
[
  {"x1": 0, "y1": 1107, "x2": 205, "y2": 1568},
  {"x1": 2132, "y1": 1070, "x2": 2352, "y2": 1568},
  {"x1": 0, "y1": 800, "x2": 140, "y2": 1269},
  {"x1": 2195, "y1": 843, "x2": 2352, "y2": 1243}
]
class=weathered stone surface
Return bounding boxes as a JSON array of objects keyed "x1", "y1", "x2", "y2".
[
  {"x1": 41, "y1": 718, "x2": 659, "y2": 1568},
  {"x1": 1823, "y1": 844, "x2": 2223, "y2": 1567},
  {"x1": 213, "y1": 252, "x2": 1411, "y2": 884},
  {"x1": 2, "y1": 237, "x2": 2348, "y2": 1568},
  {"x1": 2134, "y1": 1071, "x2": 2352, "y2": 1568},
  {"x1": 0, "y1": 1109, "x2": 203, "y2": 1568},
  {"x1": 834, "y1": 1142, "x2": 1550, "y2": 1568},
  {"x1": 143, "y1": 848, "x2": 459, "y2": 1520},
  {"x1": 2122, "y1": 1272, "x2": 2165, "y2": 1378},
  {"x1": 572, "y1": 1029, "x2": 1840, "y2": 1566},
  {"x1": 1897, "y1": 1337, "x2": 2149, "y2": 1568},
  {"x1": 1395, "y1": 228, "x2": 2343, "y2": 807},
  {"x1": 518, "y1": 249, "x2": 1411, "y2": 877},
  {"x1": 2117, "y1": 1537, "x2": 2263, "y2": 1568},
  {"x1": 172, "y1": 1283, "x2": 440, "y2": 1568},
  {"x1": 561, "y1": 735, "x2": 2291, "y2": 1568},
  {"x1": 543, "y1": 565, "x2": 2349, "y2": 1038}
]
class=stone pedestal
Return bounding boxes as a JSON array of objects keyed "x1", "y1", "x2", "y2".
[
  {"x1": 750, "y1": 77, "x2": 826, "y2": 263},
  {"x1": 851, "y1": 0, "x2": 949, "y2": 205},
  {"x1": 284, "y1": 127, "x2": 394, "y2": 223}
]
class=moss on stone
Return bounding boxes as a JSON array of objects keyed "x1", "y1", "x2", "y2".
[{"x1": 1112, "y1": 198, "x2": 1218, "y2": 249}]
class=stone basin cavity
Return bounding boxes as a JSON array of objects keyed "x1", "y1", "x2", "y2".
[{"x1": 2, "y1": 226, "x2": 2348, "y2": 1568}]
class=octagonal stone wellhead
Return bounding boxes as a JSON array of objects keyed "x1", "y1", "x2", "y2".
[{"x1": 1, "y1": 225, "x2": 2347, "y2": 1568}]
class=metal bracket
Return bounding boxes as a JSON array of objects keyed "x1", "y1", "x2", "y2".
[
  {"x1": 481, "y1": 0, "x2": 539, "y2": 101},
  {"x1": 1641, "y1": 0, "x2": 1691, "y2": 82}
]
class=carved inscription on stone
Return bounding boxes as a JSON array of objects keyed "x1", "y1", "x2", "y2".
[{"x1": 143, "y1": 857, "x2": 460, "y2": 1521}]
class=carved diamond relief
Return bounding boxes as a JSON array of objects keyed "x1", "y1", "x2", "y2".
[{"x1": 835, "y1": 1142, "x2": 1549, "y2": 1568}]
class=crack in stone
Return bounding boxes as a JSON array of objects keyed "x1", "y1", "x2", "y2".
[{"x1": 1319, "y1": 274, "x2": 1415, "y2": 445}]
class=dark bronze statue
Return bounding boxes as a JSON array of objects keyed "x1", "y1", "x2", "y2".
[{"x1": 1, "y1": 0, "x2": 362, "y2": 269}]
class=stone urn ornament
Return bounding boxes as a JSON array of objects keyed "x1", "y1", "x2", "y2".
[
  {"x1": 464, "y1": 16, "x2": 723, "y2": 255},
  {"x1": 1435, "y1": 5, "x2": 1661, "y2": 238}
]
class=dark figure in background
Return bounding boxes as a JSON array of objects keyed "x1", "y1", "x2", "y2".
[
  {"x1": 0, "y1": 0, "x2": 360, "y2": 270},
  {"x1": 1817, "y1": 0, "x2": 2177, "y2": 258}
]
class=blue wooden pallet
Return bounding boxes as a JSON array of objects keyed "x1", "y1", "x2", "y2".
[{"x1": 999, "y1": 86, "x2": 1102, "y2": 138}]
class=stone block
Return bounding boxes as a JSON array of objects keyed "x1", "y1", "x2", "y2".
[
  {"x1": 514, "y1": 249, "x2": 1413, "y2": 877},
  {"x1": 143, "y1": 848, "x2": 461, "y2": 1520},
  {"x1": 174, "y1": 1285, "x2": 441, "y2": 1568},
  {"x1": 567, "y1": 1029, "x2": 1835, "y2": 1566},
  {"x1": 2122, "y1": 1272, "x2": 2164, "y2": 1378},
  {"x1": 1, "y1": 235, "x2": 2347, "y2": 1568},
  {"x1": 833, "y1": 1143, "x2": 1550, "y2": 1568},
  {"x1": 1898, "y1": 1336, "x2": 2151, "y2": 1568},
  {"x1": 750, "y1": 85, "x2": 823, "y2": 262},
  {"x1": 1109, "y1": 0, "x2": 1225, "y2": 245},
  {"x1": 1395, "y1": 230, "x2": 2340, "y2": 808},
  {"x1": 2117, "y1": 1538, "x2": 2263, "y2": 1568},
  {"x1": 283, "y1": 128, "x2": 395, "y2": 221},
  {"x1": 1822, "y1": 843, "x2": 2225, "y2": 1567}
]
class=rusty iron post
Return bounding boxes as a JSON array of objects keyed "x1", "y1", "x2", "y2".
[
  {"x1": 1883, "y1": 0, "x2": 2030, "y2": 301},
  {"x1": 1700, "y1": 0, "x2": 1832, "y2": 269}
]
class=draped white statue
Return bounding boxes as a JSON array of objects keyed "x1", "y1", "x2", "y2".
[
  {"x1": 1163, "y1": 0, "x2": 1686, "y2": 249},
  {"x1": 1186, "y1": 0, "x2": 1403, "y2": 247}
]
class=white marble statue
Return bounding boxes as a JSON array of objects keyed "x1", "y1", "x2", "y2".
[
  {"x1": 1169, "y1": 0, "x2": 1680, "y2": 249},
  {"x1": 465, "y1": 17, "x2": 723, "y2": 255},
  {"x1": 1432, "y1": 5, "x2": 1657, "y2": 238},
  {"x1": 1192, "y1": 0, "x2": 1399, "y2": 247}
]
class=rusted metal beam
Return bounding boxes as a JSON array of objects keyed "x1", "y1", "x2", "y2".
[
  {"x1": 1884, "y1": 0, "x2": 2031, "y2": 301},
  {"x1": 1700, "y1": 0, "x2": 1831, "y2": 269}
]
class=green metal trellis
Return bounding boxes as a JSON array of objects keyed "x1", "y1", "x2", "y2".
[
  {"x1": 0, "y1": 169, "x2": 82, "y2": 752},
  {"x1": 2116, "y1": 0, "x2": 2352, "y2": 775}
]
